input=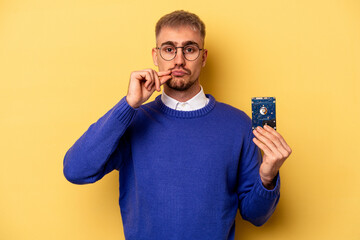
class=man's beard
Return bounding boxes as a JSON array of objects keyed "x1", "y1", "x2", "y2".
[{"x1": 166, "y1": 77, "x2": 196, "y2": 91}]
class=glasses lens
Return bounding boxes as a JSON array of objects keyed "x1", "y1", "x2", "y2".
[
  {"x1": 183, "y1": 45, "x2": 200, "y2": 61},
  {"x1": 159, "y1": 45, "x2": 201, "y2": 61},
  {"x1": 160, "y1": 45, "x2": 176, "y2": 61}
]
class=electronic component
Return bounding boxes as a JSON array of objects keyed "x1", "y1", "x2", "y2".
[{"x1": 251, "y1": 97, "x2": 276, "y2": 130}]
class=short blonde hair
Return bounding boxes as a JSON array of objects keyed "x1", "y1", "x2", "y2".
[{"x1": 155, "y1": 10, "x2": 206, "y2": 41}]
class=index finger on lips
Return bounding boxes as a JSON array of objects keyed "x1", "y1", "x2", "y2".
[{"x1": 157, "y1": 70, "x2": 172, "y2": 77}]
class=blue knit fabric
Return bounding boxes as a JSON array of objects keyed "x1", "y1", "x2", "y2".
[{"x1": 63, "y1": 94, "x2": 280, "y2": 240}]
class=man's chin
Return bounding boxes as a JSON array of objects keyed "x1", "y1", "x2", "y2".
[{"x1": 166, "y1": 78, "x2": 193, "y2": 91}]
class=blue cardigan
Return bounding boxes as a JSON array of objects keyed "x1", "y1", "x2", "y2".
[{"x1": 63, "y1": 94, "x2": 280, "y2": 240}]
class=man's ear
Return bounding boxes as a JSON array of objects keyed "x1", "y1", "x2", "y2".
[
  {"x1": 202, "y1": 49, "x2": 208, "y2": 67},
  {"x1": 152, "y1": 48, "x2": 158, "y2": 66}
]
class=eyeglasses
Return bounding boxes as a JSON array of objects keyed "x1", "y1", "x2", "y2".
[{"x1": 156, "y1": 44, "x2": 203, "y2": 61}]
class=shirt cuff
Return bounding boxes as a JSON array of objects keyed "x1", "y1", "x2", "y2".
[
  {"x1": 112, "y1": 96, "x2": 138, "y2": 125},
  {"x1": 253, "y1": 173, "x2": 280, "y2": 200}
]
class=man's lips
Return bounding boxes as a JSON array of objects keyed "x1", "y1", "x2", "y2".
[{"x1": 171, "y1": 70, "x2": 188, "y2": 77}]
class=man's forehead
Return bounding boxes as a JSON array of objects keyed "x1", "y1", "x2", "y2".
[{"x1": 156, "y1": 26, "x2": 203, "y2": 46}]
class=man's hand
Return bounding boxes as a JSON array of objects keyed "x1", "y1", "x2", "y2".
[
  {"x1": 126, "y1": 69, "x2": 172, "y2": 108},
  {"x1": 253, "y1": 125, "x2": 292, "y2": 190}
]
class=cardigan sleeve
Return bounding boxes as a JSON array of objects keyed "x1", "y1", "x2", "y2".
[
  {"x1": 237, "y1": 127, "x2": 280, "y2": 226},
  {"x1": 63, "y1": 96, "x2": 136, "y2": 184}
]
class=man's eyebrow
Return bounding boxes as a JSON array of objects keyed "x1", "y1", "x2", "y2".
[
  {"x1": 182, "y1": 41, "x2": 200, "y2": 47},
  {"x1": 160, "y1": 41, "x2": 200, "y2": 47},
  {"x1": 160, "y1": 41, "x2": 177, "y2": 47}
]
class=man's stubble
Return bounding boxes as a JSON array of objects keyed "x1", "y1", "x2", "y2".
[{"x1": 166, "y1": 76, "x2": 197, "y2": 91}]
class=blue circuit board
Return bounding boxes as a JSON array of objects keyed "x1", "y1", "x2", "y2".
[{"x1": 252, "y1": 97, "x2": 276, "y2": 130}]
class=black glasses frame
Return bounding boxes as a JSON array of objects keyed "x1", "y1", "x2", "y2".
[{"x1": 156, "y1": 46, "x2": 204, "y2": 61}]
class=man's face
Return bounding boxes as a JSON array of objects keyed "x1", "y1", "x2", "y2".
[{"x1": 152, "y1": 26, "x2": 208, "y2": 91}]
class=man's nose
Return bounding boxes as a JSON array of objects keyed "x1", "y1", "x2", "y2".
[{"x1": 174, "y1": 49, "x2": 186, "y2": 65}]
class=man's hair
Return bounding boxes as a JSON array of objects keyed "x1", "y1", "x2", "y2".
[{"x1": 155, "y1": 10, "x2": 206, "y2": 41}]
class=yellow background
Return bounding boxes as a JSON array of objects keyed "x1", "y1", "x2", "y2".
[{"x1": 1, "y1": 0, "x2": 359, "y2": 239}]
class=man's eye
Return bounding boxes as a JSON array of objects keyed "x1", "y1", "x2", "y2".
[
  {"x1": 184, "y1": 46, "x2": 196, "y2": 53},
  {"x1": 164, "y1": 47, "x2": 175, "y2": 53}
]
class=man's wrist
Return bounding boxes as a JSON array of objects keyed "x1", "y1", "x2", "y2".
[
  {"x1": 260, "y1": 173, "x2": 278, "y2": 190},
  {"x1": 126, "y1": 96, "x2": 140, "y2": 109},
  {"x1": 262, "y1": 181, "x2": 275, "y2": 190}
]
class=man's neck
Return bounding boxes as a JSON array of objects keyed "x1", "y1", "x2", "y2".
[{"x1": 163, "y1": 82, "x2": 201, "y2": 102}]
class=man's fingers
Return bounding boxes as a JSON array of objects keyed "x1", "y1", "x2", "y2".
[
  {"x1": 154, "y1": 72, "x2": 161, "y2": 92},
  {"x1": 147, "y1": 82, "x2": 155, "y2": 92},
  {"x1": 263, "y1": 125, "x2": 292, "y2": 155},
  {"x1": 133, "y1": 70, "x2": 155, "y2": 90},
  {"x1": 145, "y1": 69, "x2": 160, "y2": 92},
  {"x1": 158, "y1": 70, "x2": 172, "y2": 86},
  {"x1": 141, "y1": 69, "x2": 171, "y2": 91},
  {"x1": 144, "y1": 69, "x2": 156, "y2": 91},
  {"x1": 157, "y1": 70, "x2": 172, "y2": 77},
  {"x1": 256, "y1": 126, "x2": 283, "y2": 149},
  {"x1": 160, "y1": 75, "x2": 172, "y2": 85},
  {"x1": 253, "y1": 137, "x2": 272, "y2": 156},
  {"x1": 147, "y1": 69, "x2": 155, "y2": 83},
  {"x1": 253, "y1": 128, "x2": 279, "y2": 154},
  {"x1": 263, "y1": 125, "x2": 292, "y2": 153},
  {"x1": 255, "y1": 126, "x2": 292, "y2": 159},
  {"x1": 142, "y1": 72, "x2": 153, "y2": 90},
  {"x1": 133, "y1": 69, "x2": 172, "y2": 92}
]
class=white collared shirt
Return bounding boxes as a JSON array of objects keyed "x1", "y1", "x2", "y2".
[{"x1": 161, "y1": 86, "x2": 209, "y2": 111}]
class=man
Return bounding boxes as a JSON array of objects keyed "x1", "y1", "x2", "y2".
[{"x1": 63, "y1": 10, "x2": 291, "y2": 240}]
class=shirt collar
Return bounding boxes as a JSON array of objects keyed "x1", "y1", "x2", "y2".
[{"x1": 161, "y1": 85, "x2": 209, "y2": 111}]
